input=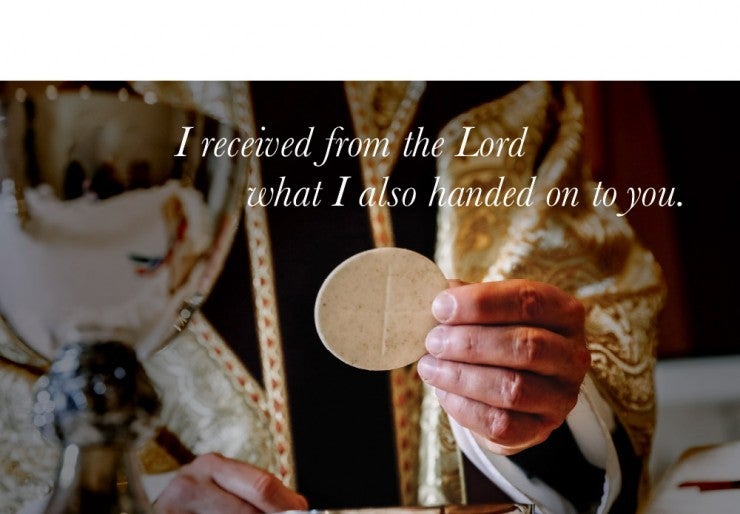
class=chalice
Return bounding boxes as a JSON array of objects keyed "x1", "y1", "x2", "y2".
[{"x1": 0, "y1": 82, "x2": 249, "y2": 513}]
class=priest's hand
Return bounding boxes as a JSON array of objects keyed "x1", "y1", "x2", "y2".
[
  {"x1": 417, "y1": 279, "x2": 590, "y2": 456},
  {"x1": 156, "y1": 453, "x2": 308, "y2": 514}
]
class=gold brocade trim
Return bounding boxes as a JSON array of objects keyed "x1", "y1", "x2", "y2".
[
  {"x1": 145, "y1": 312, "x2": 276, "y2": 473},
  {"x1": 239, "y1": 87, "x2": 297, "y2": 489},
  {"x1": 346, "y1": 81, "x2": 438, "y2": 506},
  {"x1": 583, "y1": 289, "x2": 664, "y2": 458},
  {"x1": 120, "y1": 81, "x2": 296, "y2": 484},
  {"x1": 186, "y1": 313, "x2": 268, "y2": 413},
  {"x1": 345, "y1": 81, "x2": 425, "y2": 249},
  {"x1": 435, "y1": 82, "x2": 550, "y2": 283}
]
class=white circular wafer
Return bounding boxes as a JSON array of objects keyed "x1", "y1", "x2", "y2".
[{"x1": 314, "y1": 248, "x2": 448, "y2": 371}]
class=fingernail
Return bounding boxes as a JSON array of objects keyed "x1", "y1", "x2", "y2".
[
  {"x1": 432, "y1": 292, "x2": 456, "y2": 322},
  {"x1": 417, "y1": 355, "x2": 437, "y2": 381},
  {"x1": 425, "y1": 326, "x2": 445, "y2": 356}
]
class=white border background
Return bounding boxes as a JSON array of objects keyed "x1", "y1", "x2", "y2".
[{"x1": 2, "y1": 1, "x2": 737, "y2": 79}]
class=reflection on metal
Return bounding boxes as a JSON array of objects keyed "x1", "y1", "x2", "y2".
[
  {"x1": 0, "y1": 82, "x2": 249, "y2": 361},
  {"x1": 34, "y1": 341, "x2": 160, "y2": 514}
]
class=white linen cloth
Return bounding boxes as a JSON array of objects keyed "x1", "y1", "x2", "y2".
[{"x1": 0, "y1": 180, "x2": 212, "y2": 360}]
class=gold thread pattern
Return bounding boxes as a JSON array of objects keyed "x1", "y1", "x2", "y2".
[
  {"x1": 238, "y1": 86, "x2": 297, "y2": 489},
  {"x1": 435, "y1": 83, "x2": 664, "y2": 466},
  {"x1": 144, "y1": 312, "x2": 276, "y2": 473}
]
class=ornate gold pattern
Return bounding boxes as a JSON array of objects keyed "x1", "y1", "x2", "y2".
[
  {"x1": 346, "y1": 81, "x2": 429, "y2": 505},
  {"x1": 584, "y1": 291, "x2": 664, "y2": 456},
  {"x1": 144, "y1": 313, "x2": 277, "y2": 473},
  {"x1": 238, "y1": 87, "x2": 297, "y2": 489},
  {"x1": 345, "y1": 81, "x2": 425, "y2": 248},
  {"x1": 434, "y1": 82, "x2": 664, "y2": 461}
]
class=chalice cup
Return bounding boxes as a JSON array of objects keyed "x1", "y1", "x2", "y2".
[{"x1": 0, "y1": 81, "x2": 249, "y2": 513}]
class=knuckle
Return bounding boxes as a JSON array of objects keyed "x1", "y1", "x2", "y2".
[
  {"x1": 462, "y1": 325, "x2": 488, "y2": 362},
  {"x1": 463, "y1": 328, "x2": 477, "y2": 357},
  {"x1": 252, "y1": 470, "x2": 280, "y2": 499},
  {"x1": 518, "y1": 282, "x2": 545, "y2": 322},
  {"x1": 515, "y1": 327, "x2": 543, "y2": 366},
  {"x1": 452, "y1": 362, "x2": 464, "y2": 388},
  {"x1": 501, "y1": 370, "x2": 524, "y2": 408},
  {"x1": 487, "y1": 409, "x2": 515, "y2": 442}
]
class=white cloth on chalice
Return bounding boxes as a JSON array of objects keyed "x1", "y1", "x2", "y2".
[{"x1": 0, "y1": 180, "x2": 212, "y2": 360}]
